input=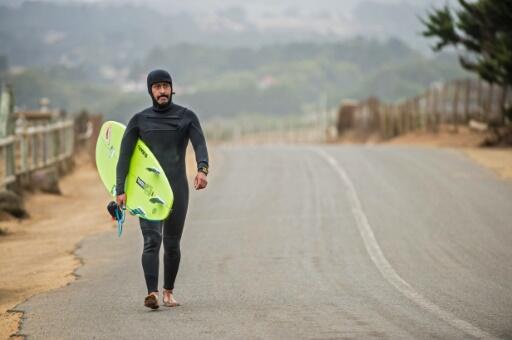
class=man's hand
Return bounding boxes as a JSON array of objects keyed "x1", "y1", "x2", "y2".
[
  {"x1": 194, "y1": 172, "x2": 208, "y2": 190},
  {"x1": 116, "y1": 193, "x2": 127, "y2": 208}
]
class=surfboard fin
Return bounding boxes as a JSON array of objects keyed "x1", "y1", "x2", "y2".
[
  {"x1": 149, "y1": 197, "x2": 165, "y2": 205},
  {"x1": 146, "y1": 167, "x2": 161, "y2": 175},
  {"x1": 129, "y1": 207, "x2": 146, "y2": 216}
]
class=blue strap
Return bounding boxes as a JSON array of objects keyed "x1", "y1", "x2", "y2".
[{"x1": 114, "y1": 206, "x2": 126, "y2": 237}]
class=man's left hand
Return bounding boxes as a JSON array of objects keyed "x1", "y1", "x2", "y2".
[{"x1": 194, "y1": 171, "x2": 208, "y2": 190}]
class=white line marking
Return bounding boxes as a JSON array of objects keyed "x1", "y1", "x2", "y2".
[{"x1": 313, "y1": 148, "x2": 498, "y2": 340}]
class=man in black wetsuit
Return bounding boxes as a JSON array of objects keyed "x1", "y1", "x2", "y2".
[{"x1": 115, "y1": 69, "x2": 209, "y2": 309}]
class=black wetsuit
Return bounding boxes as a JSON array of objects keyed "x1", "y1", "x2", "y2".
[{"x1": 116, "y1": 70, "x2": 208, "y2": 293}]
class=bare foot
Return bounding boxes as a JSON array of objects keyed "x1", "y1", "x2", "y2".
[
  {"x1": 162, "y1": 289, "x2": 181, "y2": 307},
  {"x1": 144, "y1": 292, "x2": 159, "y2": 309}
]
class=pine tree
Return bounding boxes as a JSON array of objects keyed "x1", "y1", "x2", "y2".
[{"x1": 422, "y1": 0, "x2": 512, "y2": 121}]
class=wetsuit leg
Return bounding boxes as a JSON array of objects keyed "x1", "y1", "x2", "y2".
[
  {"x1": 163, "y1": 179, "x2": 189, "y2": 291},
  {"x1": 139, "y1": 218, "x2": 163, "y2": 293}
]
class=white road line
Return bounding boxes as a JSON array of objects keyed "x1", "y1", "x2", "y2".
[{"x1": 313, "y1": 148, "x2": 498, "y2": 340}]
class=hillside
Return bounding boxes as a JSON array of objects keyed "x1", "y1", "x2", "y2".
[{"x1": 8, "y1": 38, "x2": 468, "y2": 122}]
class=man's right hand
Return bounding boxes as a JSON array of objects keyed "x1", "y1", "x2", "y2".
[{"x1": 116, "y1": 193, "x2": 127, "y2": 209}]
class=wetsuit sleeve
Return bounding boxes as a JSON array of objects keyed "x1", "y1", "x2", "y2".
[
  {"x1": 188, "y1": 111, "x2": 209, "y2": 170},
  {"x1": 116, "y1": 114, "x2": 139, "y2": 195}
]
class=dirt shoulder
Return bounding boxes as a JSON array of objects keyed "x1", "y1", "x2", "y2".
[
  {"x1": 460, "y1": 148, "x2": 512, "y2": 180},
  {"x1": 384, "y1": 126, "x2": 512, "y2": 180},
  {"x1": 0, "y1": 155, "x2": 113, "y2": 339}
]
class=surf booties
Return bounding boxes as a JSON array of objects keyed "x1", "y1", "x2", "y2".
[{"x1": 107, "y1": 201, "x2": 125, "y2": 237}]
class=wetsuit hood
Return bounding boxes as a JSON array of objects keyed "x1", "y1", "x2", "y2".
[{"x1": 147, "y1": 69, "x2": 174, "y2": 112}]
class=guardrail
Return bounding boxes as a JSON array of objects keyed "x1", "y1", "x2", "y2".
[
  {"x1": 0, "y1": 119, "x2": 75, "y2": 189},
  {"x1": 0, "y1": 84, "x2": 97, "y2": 191}
]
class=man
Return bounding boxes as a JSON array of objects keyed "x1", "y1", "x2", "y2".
[{"x1": 116, "y1": 69, "x2": 209, "y2": 309}]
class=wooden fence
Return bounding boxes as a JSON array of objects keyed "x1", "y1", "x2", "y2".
[
  {"x1": 337, "y1": 78, "x2": 511, "y2": 139},
  {"x1": 0, "y1": 85, "x2": 92, "y2": 190},
  {"x1": 0, "y1": 121, "x2": 76, "y2": 190}
]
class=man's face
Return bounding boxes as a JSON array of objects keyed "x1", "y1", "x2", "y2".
[{"x1": 151, "y1": 82, "x2": 172, "y2": 105}]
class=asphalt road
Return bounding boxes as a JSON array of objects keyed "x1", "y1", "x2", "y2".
[{"x1": 17, "y1": 145, "x2": 512, "y2": 339}]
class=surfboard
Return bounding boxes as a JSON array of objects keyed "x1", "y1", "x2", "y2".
[{"x1": 95, "y1": 121, "x2": 174, "y2": 221}]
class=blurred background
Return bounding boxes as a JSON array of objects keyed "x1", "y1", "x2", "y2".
[{"x1": 1, "y1": 0, "x2": 479, "y2": 143}]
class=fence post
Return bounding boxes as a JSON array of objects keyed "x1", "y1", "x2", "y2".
[
  {"x1": 403, "y1": 101, "x2": 408, "y2": 133},
  {"x1": 432, "y1": 87, "x2": 439, "y2": 133},
  {"x1": 401, "y1": 103, "x2": 407, "y2": 134},
  {"x1": 0, "y1": 85, "x2": 15, "y2": 190},
  {"x1": 464, "y1": 79, "x2": 471, "y2": 123},
  {"x1": 440, "y1": 82, "x2": 449, "y2": 127},
  {"x1": 452, "y1": 80, "x2": 460, "y2": 132},
  {"x1": 425, "y1": 88, "x2": 431, "y2": 132},
  {"x1": 477, "y1": 78, "x2": 483, "y2": 120},
  {"x1": 407, "y1": 99, "x2": 414, "y2": 132},
  {"x1": 381, "y1": 104, "x2": 388, "y2": 139},
  {"x1": 487, "y1": 82, "x2": 494, "y2": 122},
  {"x1": 413, "y1": 96, "x2": 420, "y2": 130},
  {"x1": 395, "y1": 104, "x2": 401, "y2": 136},
  {"x1": 16, "y1": 116, "x2": 28, "y2": 174},
  {"x1": 31, "y1": 126, "x2": 37, "y2": 171},
  {"x1": 385, "y1": 104, "x2": 392, "y2": 139},
  {"x1": 499, "y1": 84, "x2": 509, "y2": 125}
]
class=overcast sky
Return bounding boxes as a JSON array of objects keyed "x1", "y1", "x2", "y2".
[{"x1": 1, "y1": 0, "x2": 450, "y2": 15}]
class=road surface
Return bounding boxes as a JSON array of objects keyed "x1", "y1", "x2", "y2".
[{"x1": 17, "y1": 145, "x2": 512, "y2": 339}]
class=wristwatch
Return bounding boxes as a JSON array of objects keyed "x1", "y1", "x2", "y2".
[{"x1": 198, "y1": 166, "x2": 209, "y2": 176}]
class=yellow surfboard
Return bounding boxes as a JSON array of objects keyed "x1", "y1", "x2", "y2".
[{"x1": 95, "y1": 121, "x2": 174, "y2": 221}]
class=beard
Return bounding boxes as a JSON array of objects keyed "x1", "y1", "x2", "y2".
[
  {"x1": 158, "y1": 95, "x2": 169, "y2": 102},
  {"x1": 156, "y1": 95, "x2": 170, "y2": 107}
]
